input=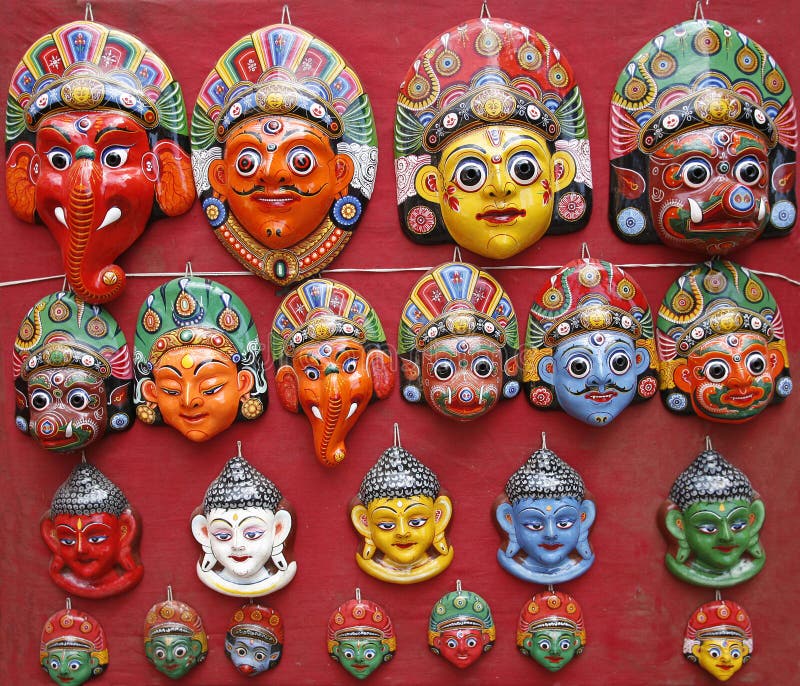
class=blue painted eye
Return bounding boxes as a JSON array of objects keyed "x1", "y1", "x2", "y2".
[
  {"x1": 67, "y1": 388, "x2": 91, "y2": 410},
  {"x1": 466, "y1": 637, "x2": 478, "y2": 648},
  {"x1": 508, "y1": 151, "x2": 540, "y2": 185},
  {"x1": 472, "y1": 355, "x2": 494, "y2": 378},
  {"x1": 538, "y1": 639, "x2": 550, "y2": 650},
  {"x1": 101, "y1": 145, "x2": 130, "y2": 168},
  {"x1": 734, "y1": 157, "x2": 762, "y2": 185},
  {"x1": 46, "y1": 147, "x2": 72, "y2": 170},
  {"x1": 304, "y1": 366, "x2": 320, "y2": 380},
  {"x1": 560, "y1": 639, "x2": 572, "y2": 650},
  {"x1": 681, "y1": 158, "x2": 711, "y2": 187},
  {"x1": 342, "y1": 357, "x2": 358, "y2": 373},
  {"x1": 453, "y1": 157, "x2": 487, "y2": 191},
  {"x1": 364, "y1": 649, "x2": 376, "y2": 660},
  {"x1": 433, "y1": 359, "x2": 455, "y2": 380}
]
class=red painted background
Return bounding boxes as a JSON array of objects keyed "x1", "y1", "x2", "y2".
[{"x1": 1, "y1": 1, "x2": 798, "y2": 684}]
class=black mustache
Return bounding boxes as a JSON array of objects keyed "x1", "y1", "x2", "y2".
[
  {"x1": 567, "y1": 382, "x2": 633, "y2": 396},
  {"x1": 233, "y1": 184, "x2": 324, "y2": 197}
]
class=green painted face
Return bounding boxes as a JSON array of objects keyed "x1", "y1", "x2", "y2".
[
  {"x1": 146, "y1": 635, "x2": 201, "y2": 679},
  {"x1": 683, "y1": 500, "x2": 755, "y2": 570},
  {"x1": 42, "y1": 649, "x2": 96, "y2": 685},
  {"x1": 333, "y1": 639, "x2": 387, "y2": 679},
  {"x1": 524, "y1": 629, "x2": 581, "y2": 672}
]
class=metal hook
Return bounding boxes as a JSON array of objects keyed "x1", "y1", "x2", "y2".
[
  {"x1": 548, "y1": 584, "x2": 554, "y2": 594},
  {"x1": 541, "y1": 431, "x2": 547, "y2": 451},
  {"x1": 480, "y1": 0, "x2": 491, "y2": 19},
  {"x1": 456, "y1": 579, "x2": 462, "y2": 592},
  {"x1": 81, "y1": 451, "x2": 87, "y2": 463},
  {"x1": 167, "y1": 585, "x2": 173, "y2": 602},
  {"x1": 452, "y1": 246, "x2": 463, "y2": 263},
  {"x1": 281, "y1": 4, "x2": 292, "y2": 24},
  {"x1": 581, "y1": 242, "x2": 591, "y2": 260},
  {"x1": 185, "y1": 261, "x2": 193, "y2": 278},
  {"x1": 355, "y1": 587, "x2": 362, "y2": 602},
  {"x1": 715, "y1": 589, "x2": 721, "y2": 601},
  {"x1": 237, "y1": 440, "x2": 243, "y2": 458},
  {"x1": 65, "y1": 597, "x2": 72, "y2": 611},
  {"x1": 393, "y1": 422, "x2": 401, "y2": 448},
  {"x1": 705, "y1": 435, "x2": 713, "y2": 451},
  {"x1": 85, "y1": 2, "x2": 93, "y2": 21},
  {"x1": 61, "y1": 276, "x2": 70, "y2": 294},
  {"x1": 693, "y1": 0, "x2": 709, "y2": 21}
]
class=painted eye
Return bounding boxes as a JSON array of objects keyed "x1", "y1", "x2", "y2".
[
  {"x1": 59, "y1": 536, "x2": 76, "y2": 546},
  {"x1": 734, "y1": 157, "x2": 762, "y2": 185},
  {"x1": 432, "y1": 359, "x2": 455, "y2": 381},
  {"x1": 609, "y1": 351, "x2": 632, "y2": 375},
  {"x1": 524, "y1": 522, "x2": 544, "y2": 531},
  {"x1": 213, "y1": 531, "x2": 232, "y2": 541},
  {"x1": 49, "y1": 659, "x2": 60, "y2": 670},
  {"x1": 472, "y1": 355, "x2": 494, "y2": 378},
  {"x1": 88, "y1": 535, "x2": 108, "y2": 544},
  {"x1": 173, "y1": 646, "x2": 187, "y2": 658},
  {"x1": 453, "y1": 157, "x2": 487, "y2": 192},
  {"x1": 154, "y1": 648, "x2": 167, "y2": 660},
  {"x1": 538, "y1": 639, "x2": 551, "y2": 651},
  {"x1": 703, "y1": 359, "x2": 730, "y2": 382},
  {"x1": 243, "y1": 529, "x2": 265, "y2": 540},
  {"x1": 304, "y1": 366, "x2": 320, "y2": 380},
  {"x1": 408, "y1": 517, "x2": 428, "y2": 527},
  {"x1": 566, "y1": 354, "x2": 591, "y2": 379},
  {"x1": 466, "y1": 637, "x2": 478, "y2": 648},
  {"x1": 101, "y1": 145, "x2": 130, "y2": 168},
  {"x1": 342, "y1": 357, "x2": 358, "y2": 373},
  {"x1": 708, "y1": 647, "x2": 721, "y2": 659},
  {"x1": 343, "y1": 649, "x2": 355, "y2": 660},
  {"x1": 731, "y1": 648, "x2": 741, "y2": 659},
  {"x1": 556, "y1": 519, "x2": 574, "y2": 529},
  {"x1": 254, "y1": 650, "x2": 267, "y2": 661},
  {"x1": 731, "y1": 520, "x2": 748, "y2": 532},
  {"x1": 364, "y1": 649, "x2": 376, "y2": 660},
  {"x1": 46, "y1": 147, "x2": 72, "y2": 170},
  {"x1": 681, "y1": 158, "x2": 711, "y2": 187},
  {"x1": 68, "y1": 660, "x2": 82, "y2": 671},
  {"x1": 745, "y1": 352, "x2": 767, "y2": 375},
  {"x1": 287, "y1": 146, "x2": 316, "y2": 175},
  {"x1": 376, "y1": 521, "x2": 395, "y2": 531},
  {"x1": 30, "y1": 389, "x2": 52, "y2": 410},
  {"x1": 236, "y1": 147, "x2": 261, "y2": 176},
  {"x1": 67, "y1": 388, "x2": 91, "y2": 410},
  {"x1": 698, "y1": 524, "x2": 718, "y2": 534},
  {"x1": 446, "y1": 638, "x2": 458, "y2": 649},
  {"x1": 508, "y1": 151, "x2": 541, "y2": 185},
  {"x1": 236, "y1": 647, "x2": 247, "y2": 657},
  {"x1": 560, "y1": 639, "x2": 572, "y2": 650}
]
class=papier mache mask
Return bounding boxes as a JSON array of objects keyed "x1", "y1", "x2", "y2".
[
  {"x1": 398, "y1": 261, "x2": 520, "y2": 420},
  {"x1": 40, "y1": 603, "x2": 108, "y2": 686},
  {"x1": 14, "y1": 290, "x2": 133, "y2": 452},
  {"x1": 428, "y1": 583, "x2": 495, "y2": 669},
  {"x1": 143, "y1": 591, "x2": 207, "y2": 679},
  {"x1": 524, "y1": 256, "x2": 659, "y2": 426},
  {"x1": 191, "y1": 452, "x2": 297, "y2": 597},
  {"x1": 327, "y1": 591, "x2": 396, "y2": 679},
  {"x1": 610, "y1": 18, "x2": 796, "y2": 254},
  {"x1": 657, "y1": 258, "x2": 791, "y2": 422},
  {"x1": 134, "y1": 276, "x2": 268, "y2": 442},
  {"x1": 5, "y1": 20, "x2": 194, "y2": 303},
  {"x1": 683, "y1": 598, "x2": 753, "y2": 681},
  {"x1": 271, "y1": 278, "x2": 394, "y2": 467},
  {"x1": 395, "y1": 16, "x2": 591, "y2": 259},
  {"x1": 41, "y1": 461, "x2": 143, "y2": 598},
  {"x1": 225, "y1": 604, "x2": 284, "y2": 677},
  {"x1": 191, "y1": 23, "x2": 377, "y2": 286},
  {"x1": 495, "y1": 440, "x2": 595, "y2": 583},
  {"x1": 350, "y1": 433, "x2": 454, "y2": 583},
  {"x1": 661, "y1": 443, "x2": 765, "y2": 587},
  {"x1": 517, "y1": 590, "x2": 586, "y2": 672}
]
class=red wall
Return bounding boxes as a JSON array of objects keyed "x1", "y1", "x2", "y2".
[{"x1": 2, "y1": 1, "x2": 798, "y2": 684}]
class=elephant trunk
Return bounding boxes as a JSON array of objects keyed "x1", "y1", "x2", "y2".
[{"x1": 315, "y1": 371, "x2": 347, "y2": 467}]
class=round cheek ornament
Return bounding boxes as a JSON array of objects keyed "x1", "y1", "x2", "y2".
[
  {"x1": 428, "y1": 581, "x2": 495, "y2": 669},
  {"x1": 5, "y1": 17, "x2": 194, "y2": 303},
  {"x1": 394, "y1": 11, "x2": 591, "y2": 259},
  {"x1": 657, "y1": 258, "x2": 792, "y2": 422},
  {"x1": 327, "y1": 589, "x2": 396, "y2": 679},
  {"x1": 271, "y1": 278, "x2": 394, "y2": 467},
  {"x1": 191, "y1": 16, "x2": 377, "y2": 286},
  {"x1": 610, "y1": 15, "x2": 795, "y2": 255},
  {"x1": 41, "y1": 460, "x2": 143, "y2": 598},
  {"x1": 191, "y1": 442, "x2": 297, "y2": 597},
  {"x1": 524, "y1": 252, "x2": 658, "y2": 426},
  {"x1": 40, "y1": 599, "x2": 108, "y2": 685},
  {"x1": 494, "y1": 433, "x2": 596, "y2": 584},
  {"x1": 398, "y1": 260, "x2": 520, "y2": 421},
  {"x1": 661, "y1": 437, "x2": 765, "y2": 587},
  {"x1": 684, "y1": 597, "x2": 753, "y2": 681},
  {"x1": 133, "y1": 273, "x2": 268, "y2": 442},
  {"x1": 13, "y1": 291, "x2": 133, "y2": 452},
  {"x1": 143, "y1": 587, "x2": 208, "y2": 680},
  {"x1": 225, "y1": 604, "x2": 284, "y2": 677},
  {"x1": 517, "y1": 590, "x2": 586, "y2": 672},
  {"x1": 350, "y1": 424, "x2": 454, "y2": 583}
]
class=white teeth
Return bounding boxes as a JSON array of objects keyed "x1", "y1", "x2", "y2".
[
  {"x1": 98, "y1": 207, "x2": 121, "y2": 230},
  {"x1": 346, "y1": 402, "x2": 358, "y2": 419},
  {"x1": 758, "y1": 198, "x2": 766, "y2": 222},
  {"x1": 54, "y1": 207, "x2": 67, "y2": 227},
  {"x1": 311, "y1": 406, "x2": 322, "y2": 420},
  {"x1": 688, "y1": 198, "x2": 703, "y2": 224},
  {"x1": 64, "y1": 421, "x2": 73, "y2": 438}
]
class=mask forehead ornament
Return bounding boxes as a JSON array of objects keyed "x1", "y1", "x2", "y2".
[
  {"x1": 225, "y1": 603, "x2": 284, "y2": 677},
  {"x1": 40, "y1": 600, "x2": 108, "y2": 686},
  {"x1": 14, "y1": 290, "x2": 133, "y2": 452},
  {"x1": 517, "y1": 590, "x2": 586, "y2": 672},
  {"x1": 6, "y1": 19, "x2": 194, "y2": 303},
  {"x1": 610, "y1": 18, "x2": 796, "y2": 254},
  {"x1": 395, "y1": 14, "x2": 591, "y2": 259},
  {"x1": 192, "y1": 21, "x2": 377, "y2": 286}
]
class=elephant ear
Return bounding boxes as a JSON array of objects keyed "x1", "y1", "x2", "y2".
[
  {"x1": 6, "y1": 142, "x2": 36, "y2": 222},
  {"x1": 153, "y1": 140, "x2": 194, "y2": 216},
  {"x1": 367, "y1": 350, "x2": 395, "y2": 399},
  {"x1": 275, "y1": 366, "x2": 300, "y2": 413}
]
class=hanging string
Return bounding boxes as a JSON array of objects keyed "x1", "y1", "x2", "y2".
[
  {"x1": 480, "y1": 0, "x2": 491, "y2": 19},
  {"x1": 281, "y1": 4, "x2": 292, "y2": 24},
  {"x1": 84, "y1": 2, "x2": 93, "y2": 21}
]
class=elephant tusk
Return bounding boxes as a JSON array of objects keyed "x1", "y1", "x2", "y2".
[
  {"x1": 310, "y1": 405, "x2": 323, "y2": 420},
  {"x1": 97, "y1": 206, "x2": 122, "y2": 230},
  {"x1": 688, "y1": 198, "x2": 703, "y2": 224},
  {"x1": 346, "y1": 402, "x2": 358, "y2": 419},
  {"x1": 54, "y1": 207, "x2": 67, "y2": 227}
]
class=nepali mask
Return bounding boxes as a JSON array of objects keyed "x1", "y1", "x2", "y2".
[
  {"x1": 225, "y1": 604, "x2": 284, "y2": 677},
  {"x1": 271, "y1": 278, "x2": 394, "y2": 467},
  {"x1": 192, "y1": 23, "x2": 377, "y2": 286},
  {"x1": 661, "y1": 441, "x2": 765, "y2": 588},
  {"x1": 327, "y1": 591, "x2": 396, "y2": 679},
  {"x1": 6, "y1": 20, "x2": 194, "y2": 303},
  {"x1": 143, "y1": 590, "x2": 208, "y2": 680},
  {"x1": 350, "y1": 431, "x2": 454, "y2": 583},
  {"x1": 428, "y1": 583, "x2": 495, "y2": 669},
  {"x1": 517, "y1": 590, "x2": 586, "y2": 672},
  {"x1": 13, "y1": 291, "x2": 133, "y2": 452},
  {"x1": 191, "y1": 450, "x2": 297, "y2": 597},
  {"x1": 133, "y1": 275, "x2": 268, "y2": 442},
  {"x1": 524, "y1": 256, "x2": 659, "y2": 426},
  {"x1": 494, "y1": 438, "x2": 596, "y2": 584},
  {"x1": 395, "y1": 15, "x2": 592, "y2": 260},
  {"x1": 398, "y1": 261, "x2": 520, "y2": 420},
  {"x1": 657, "y1": 258, "x2": 791, "y2": 422},
  {"x1": 41, "y1": 602, "x2": 108, "y2": 686},
  {"x1": 683, "y1": 598, "x2": 753, "y2": 681},
  {"x1": 41, "y1": 461, "x2": 143, "y2": 598},
  {"x1": 610, "y1": 18, "x2": 796, "y2": 255}
]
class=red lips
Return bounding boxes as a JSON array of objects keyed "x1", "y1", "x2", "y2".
[{"x1": 476, "y1": 208, "x2": 526, "y2": 224}]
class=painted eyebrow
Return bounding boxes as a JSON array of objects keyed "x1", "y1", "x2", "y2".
[
  {"x1": 297, "y1": 353, "x2": 322, "y2": 365},
  {"x1": 95, "y1": 125, "x2": 137, "y2": 143},
  {"x1": 40, "y1": 124, "x2": 72, "y2": 142},
  {"x1": 372, "y1": 506, "x2": 400, "y2": 515},
  {"x1": 194, "y1": 359, "x2": 230, "y2": 375},
  {"x1": 502, "y1": 134, "x2": 541, "y2": 150},
  {"x1": 159, "y1": 364, "x2": 184, "y2": 376},
  {"x1": 444, "y1": 143, "x2": 488, "y2": 164},
  {"x1": 210, "y1": 517, "x2": 235, "y2": 527}
]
